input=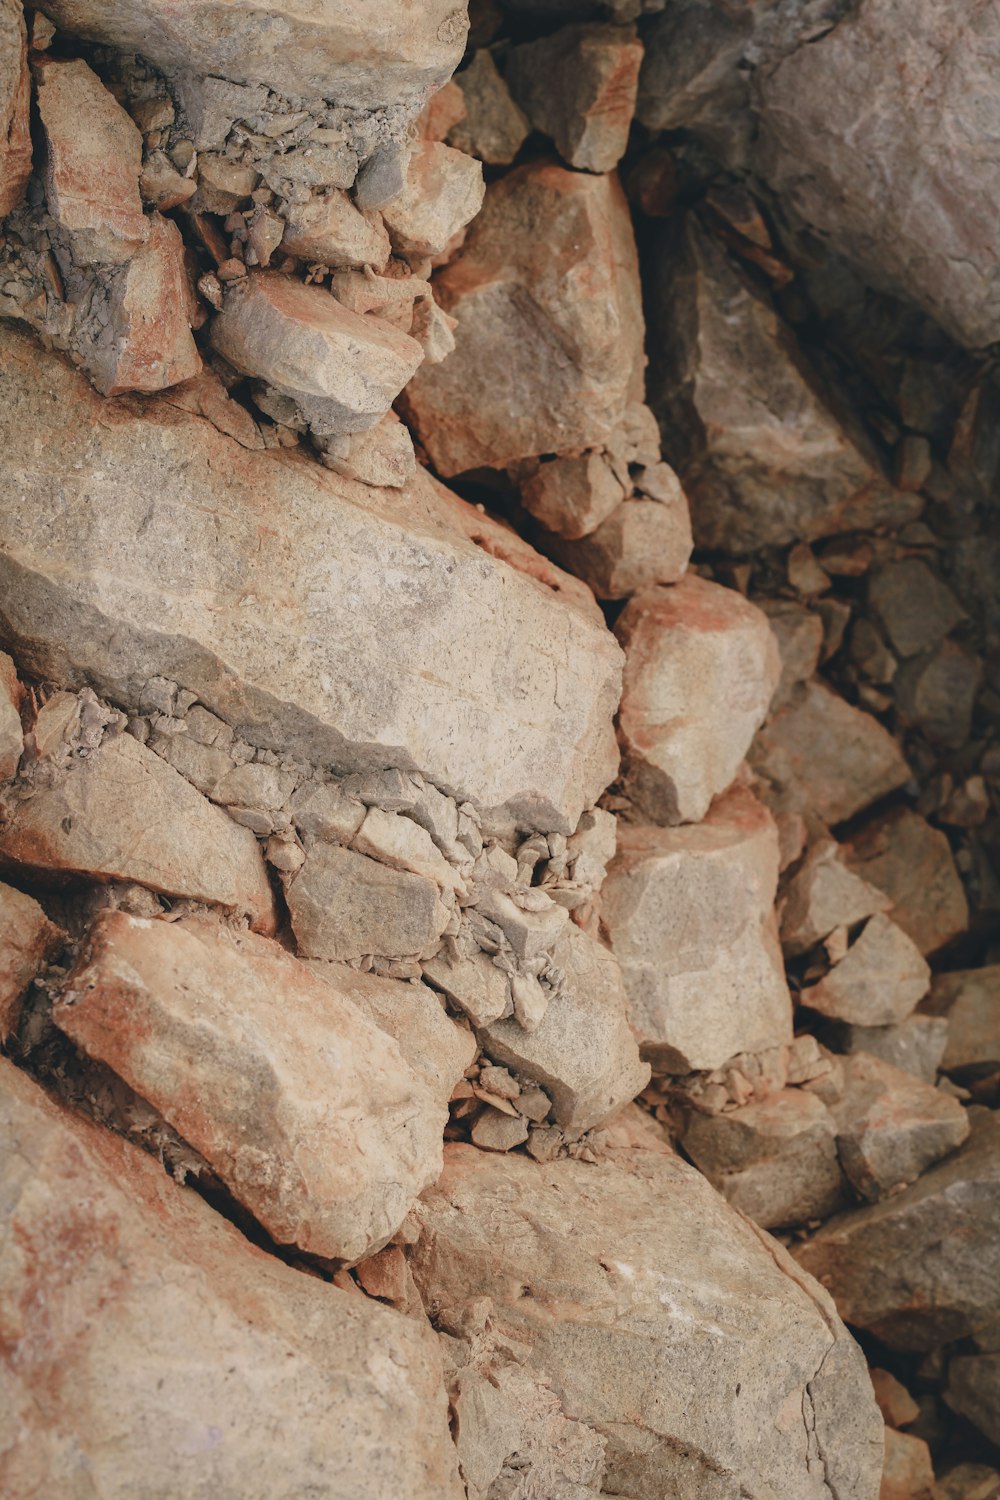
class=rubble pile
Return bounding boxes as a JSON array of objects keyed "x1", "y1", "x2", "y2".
[{"x1": 1, "y1": 0, "x2": 998, "y2": 1496}]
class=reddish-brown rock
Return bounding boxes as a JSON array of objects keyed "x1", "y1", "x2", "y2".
[
  {"x1": 0, "y1": 880, "x2": 61, "y2": 1041},
  {"x1": 0, "y1": 0, "x2": 31, "y2": 220},
  {"x1": 0, "y1": 649, "x2": 21, "y2": 779},
  {"x1": 507, "y1": 22, "x2": 644, "y2": 173},
  {"x1": 879, "y1": 1428, "x2": 936, "y2": 1500},
  {"x1": 380, "y1": 140, "x2": 485, "y2": 258},
  {"x1": 869, "y1": 1369, "x2": 920, "y2": 1430},
  {"x1": 547, "y1": 489, "x2": 693, "y2": 601},
  {"x1": 843, "y1": 807, "x2": 969, "y2": 957}
]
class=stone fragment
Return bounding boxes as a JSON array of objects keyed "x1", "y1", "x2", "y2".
[
  {"x1": 843, "y1": 808, "x2": 969, "y2": 957},
  {"x1": 280, "y1": 190, "x2": 392, "y2": 270},
  {"x1": 0, "y1": 0, "x2": 30, "y2": 220},
  {"x1": 478, "y1": 924, "x2": 648, "y2": 1135},
  {"x1": 547, "y1": 491, "x2": 693, "y2": 600},
  {"x1": 682, "y1": 1088, "x2": 845, "y2": 1229},
  {"x1": 751, "y1": 680, "x2": 911, "y2": 827},
  {"x1": 0, "y1": 731, "x2": 275, "y2": 932},
  {"x1": 507, "y1": 22, "x2": 643, "y2": 173},
  {"x1": 0, "y1": 1060, "x2": 462, "y2": 1498},
  {"x1": 422, "y1": 947, "x2": 509, "y2": 1027},
  {"x1": 937, "y1": 1468, "x2": 1000, "y2": 1500},
  {"x1": 781, "y1": 838, "x2": 892, "y2": 957},
  {"x1": 648, "y1": 217, "x2": 915, "y2": 551},
  {"x1": 321, "y1": 416, "x2": 417, "y2": 489},
  {"x1": 34, "y1": 57, "x2": 147, "y2": 266},
  {"x1": 830, "y1": 1053, "x2": 969, "y2": 1202},
  {"x1": 285, "y1": 842, "x2": 449, "y2": 962},
  {"x1": 836, "y1": 1016, "x2": 950, "y2": 1085},
  {"x1": 519, "y1": 450, "x2": 626, "y2": 540},
  {"x1": 380, "y1": 141, "x2": 484, "y2": 259},
  {"x1": 602, "y1": 786, "x2": 791, "y2": 1072},
  {"x1": 411, "y1": 1140, "x2": 884, "y2": 1500},
  {"x1": 0, "y1": 327, "x2": 620, "y2": 834},
  {"x1": 879, "y1": 1429, "x2": 936, "y2": 1500},
  {"x1": 54, "y1": 912, "x2": 444, "y2": 1263},
  {"x1": 946, "y1": 1354, "x2": 1000, "y2": 1448},
  {"x1": 449, "y1": 49, "x2": 530, "y2": 166},
  {"x1": 0, "y1": 880, "x2": 61, "y2": 1041},
  {"x1": 868, "y1": 559, "x2": 964, "y2": 660},
  {"x1": 927, "y1": 967, "x2": 1000, "y2": 1082},
  {"x1": 635, "y1": 1, "x2": 753, "y2": 159},
  {"x1": 894, "y1": 640, "x2": 981, "y2": 750},
  {"x1": 288, "y1": 781, "x2": 365, "y2": 842},
  {"x1": 209, "y1": 272, "x2": 423, "y2": 437},
  {"x1": 760, "y1": 600, "x2": 824, "y2": 709},
  {"x1": 0, "y1": 649, "x2": 21, "y2": 778},
  {"x1": 353, "y1": 141, "x2": 409, "y2": 212},
  {"x1": 475, "y1": 886, "x2": 568, "y2": 959},
  {"x1": 801, "y1": 915, "x2": 931, "y2": 1027},
  {"x1": 795, "y1": 1107, "x2": 1000, "y2": 1351},
  {"x1": 354, "y1": 805, "x2": 464, "y2": 892},
  {"x1": 421, "y1": 79, "x2": 466, "y2": 144},
  {"x1": 615, "y1": 574, "x2": 780, "y2": 825},
  {"x1": 471, "y1": 1107, "x2": 530, "y2": 1152},
  {"x1": 870, "y1": 1369, "x2": 920, "y2": 1429},
  {"x1": 213, "y1": 760, "x2": 297, "y2": 812},
  {"x1": 403, "y1": 162, "x2": 644, "y2": 474}
]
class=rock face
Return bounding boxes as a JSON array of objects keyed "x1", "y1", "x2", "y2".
[
  {"x1": 411, "y1": 1140, "x2": 884, "y2": 1500},
  {"x1": 602, "y1": 786, "x2": 792, "y2": 1071},
  {"x1": 53, "y1": 912, "x2": 445, "y2": 1264},
  {"x1": 0, "y1": 0, "x2": 30, "y2": 220},
  {"x1": 753, "y1": 0, "x2": 1000, "y2": 348},
  {"x1": 0, "y1": 1059, "x2": 464, "y2": 1499},
  {"x1": 0, "y1": 326, "x2": 621, "y2": 834},
  {"x1": 403, "y1": 162, "x2": 645, "y2": 474}
]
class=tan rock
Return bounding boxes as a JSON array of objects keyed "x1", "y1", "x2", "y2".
[
  {"x1": 0, "y1": 1059, "x2": 463, "y2": 1498},
  {"x1": 0, "y1": 649, "x2": 21, "y2": 779},
  {"x1": 54, "y1": 912, "x2": 445, "y2": 1263},
  {"x1": 837, "y1": 1015, "x2": 950, "y2": 1085},
  {"x1": 869, "y1": 1368, "x2": 920, "y2": 1430},
  {"x1": 615, "y1": 574, "x2": 780, "y2": 825},
  {"x1": 280, "y1": 190, "x2": 392, "y2": 269},
  {"x1": 843, "y1": 807, "x2": 969, "y2": 956},
  {"x1": 802, "y1": 914, "x2": 931, "y2": 1027},
  {"x1": 507, "y1": 22, "x2": 643, "y2": 173},
  {"x1": 403, "y1": 162, "x2": 645, "y2": 475},
  {"x1": 353, "y1": 804, "x2": 464, "y2": 892},
  {"x1": 929, "y1": 966, "x2": 1000, "y2": 1076},
  {"x1": 0, "y1": 0, "x2": 30, "y2": 220},
  {"x1": 0, "y1": 731, "x2": 275, "y2": 932},
  {"x1": 34, "y1": 56, "x2": 148, "y2": 265},
  {"x1": 471, "y1": 1106, "x2": 530, "y2": 1152},
  {"x1": 139, "y1": 149, "x2": 196, "y2": 212},
  {"x1": 320, "y1": 415, "x2": 416, "y2": 488},
  {"x1": 421, "y1": 946, "x2": 510, "y2": 1027},
  {"x1": 781, "y1": 837, "x2": 892, "y2": 957},
  {"x1": 0, "y1": 880, "x2": 61, "y2": 1041},
  {"x1": 449, "y1": 49, "x2": 530, "y2": 166},
  {"x1": 761, "y1": 599, "x2": 824, "y2": 708},
  {"x1": 602, "y1": 785, "x2": 792, "y2": 1072},
  {"x1": 519, "y1": 450, "x2": 626, "y2": 540},
  {"x1": 421, "y1": 78, "x2": 467, "y2": 143},
  {"x1": 548, "y1": 491, "x2": 693, "y2": 600},
  {"x1": 285, "y1": 842, "x2": 450, "y2": 962},
  {"x1": 381, "y1": 140, "x2": 485, "y2": 258},
  {"x1": 879, "y1": 1428, "x2": 936, "y2": 1500}
]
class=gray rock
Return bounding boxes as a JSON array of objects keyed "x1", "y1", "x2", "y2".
[
  {"x1": 0, "y1": 649, "x2": 21, "y2": 778},
  {"x1": 449, "y1": 50, "x2": 531, "y2": 167},
  {"x1": 946, "y1": 1353, "x2": 1000, "y2": 1448},
  {"x1": 843, "y1": 808, "x2": 969, "y2": 957},
  {"x1": 353, "y1": 141, "x2": 409, "y2": 211},
  {"x1": 284, "y1": 842, "x2": 450, "y2": 962},
  {"x1": 800, "y1": 914, "x2": 930, "y2": 1027},
  {"x1": 927, "y1": 966, "x2": 1000, "y2": 1078},
  {"x1": 894, "y1": 640, "x2": 981, "y2": 750},
  {"x1": 835, "y1": 1015, "x2": 949, "y2": 1084},
  {"x1": 868, "y1": 559, "x2": 965, "y2": 659}
]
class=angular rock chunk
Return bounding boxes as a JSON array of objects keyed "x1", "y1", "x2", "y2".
[
  {"x1": 403, "y1": 162, "x2": 644, "y2": 475},
  {"x1": 801, "y1": 914, "x2": 930, "y2": 1027},
  {"x1": 761, "y1": 599, "x2": 824, "y2": 708},
  {"x1": 449, "y1": 49, "x2": 530, "y2": 166},
  {"x1": 894, "y1": 639, "x2": 981, "y2": 750},
  {"x1": 0, "y1": 327, "x2": 621, "y2": 834},
  {"x1": 795, "y1": 1107, "x2": 1000, "y2": 1352},
  {"x1": 519, "y1": 450, "x2": 627, "y2": 540},
  {"x1": 928, "y1": 966, "x2": 1000, "y2": 1078},
  {"x1": 411, "y1": 1141, "x2": 884, "y2": 1500},
  {"x1": 34, "y1": 57, "x2": 148, "y2": 266},
  {"x1": 380, "y1": 140, "x2": 485, "y2": 258},
  {"x1": 54, "y1": 912, "x2": 444, "y2": 1263},
  {"x1": 209, "y1": 272, "x2": 423, "y2": 437},
  {"x1": 868, "y1": 559, "x2": 965, "y2": 660},
  {"x1": 0, "y1": 0, "x2": 30, "y2": 220},
  {"x1": 753, "y1": 0, "x2": 1000, "y2": 348},
  {"x1": 781, "y1": 838, "x2": 892, "y2": 957},
  {"x1": 0, "y1": 731, "x2": 275, "y2": 932},
  {"x1": 880, "y1": 1429, "x2": 937, "y2": 1500},
  {"x1": 0, "y1": 880, "x2": 61, "y2": 1041},
  {"x1": 836, "y1": 1015, "x2": 949, "y2": 1085},
  {"x1": 0, "y1": 648, "x2": 20, "y2": 778},
  {"x1": 648, "y1": 217, "x2": 915, "y2": 551},
  {"x1": 843, "y1": 808, "x2": 969, "y2": 957},
  {"x1": 507, "y1": 22, "x2": 643, "y2": 173},
  {"x1": 547, "y1": 491, "x2": 693, "y2": 601},
  {"x1": 280, "y1": 190, "x2": 391, "y2": 269},
  {"x1": 870, "y1": 1369, "x2": 920, "y2": 1430},
  {"x1": 422, "y1": 946, "x2": 509, "y2": 1027},
  {"x1": 946, "y1": 1354, "x2": 1000, "y2": 1448},
  {"x1": 615, "y1": 574, "x2": 780, "y2": 825},
  {"x1": 0, "y1": 1060, "x2": 463, "y2": 1498},
  {"x1": 284, "y1": 842, "x2": 450, "y2": 962},
  {"x1": 602, "y1": 786, "x2": 792, "y2": 1072}
]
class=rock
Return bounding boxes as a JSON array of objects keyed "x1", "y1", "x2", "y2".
[
  {"x1": 54, "y1": 911, "x2": 445, "y2": 1264},
  {"x1": 0, "y1": 649, "x2": 21, "y2": 778},
  {"x1": 0, "y1": 880, "x2": 61, "y2": 1041},
  {"x1": 0, "y1": 731, "x2": 275, "y2": 933},
  {"x1": 449, "y1": 49, "x2": 530, "y2": 166},
  {"x1": 894, "y1": 640, "x2": 981, "y2": 750},
  {"x1": 321, "y1": 416, "x2": 416, "y2": 488},
  {"x1": 547, "y1": 491, "x2": 693, "y2": 600},
  {"x1": 648, "y1": 217, "x2": 916, "y2": 551},
  {"x1": 836, "y1": 1016, "x2": 950, "y2": 1085},
  {"x1": 615, "y1": 574, "x2": 780, "y2": 825},
  {"x1": 209, "y1": 272, "x2": 423, "y2": 437},
  {"x1": 0, "y1": 1059, "x2": 462, "y2": 1498},
  {"x1": 421, "y1": 79, "x2": 467, "y2": 144},
  {"x1": 682, "y1": 1088, "x2": 846, "y2": 1229},
  {"x1": 284, "y1": 842, "x2": 450, "y2": 962},
  {"x1": 0, "y1": 0, "x2": 30, "y2": 220},
  {"x1": 602, "y1": 785, "x2": 792, "y2": 1072},
  {"x1": 946, "y1": 1353, "x2": 1000, "y2": 1447},
  {"x1": 801, "y1": 915, "x2": 931, "y2": 1027},
  {"x1": 280, "y1": 190, "x2": 392, "y2": 269},
  {"x1": 471, "y1": 1107, "x2": 530, "y2": 1152},
  {"x1": 868, "y1": 559, "x2": 965, "y2": 659},
  {"x1": 870, "y1": 1369, "x2": 920, "y2": 1429},
  {"x1": 34, "y1": 57, "x2": 148, "y2": 266},
  {"x1": 879, "y1": 1429, "x2": 936, "y2": 1500},
  {"x1": 753, "y1": 0, "x2": 1000, "y2": 348},
  {"x1": 380, "y1": 140, "x2": 484, "y2": 259},
  {"x1": 751, "y1": 680, "x2": 911, "y2": 827},
  {"x1": 795, "y1": 1107, "x2": 1000, "y2": 1352},
  {"x1": 829, "y1": 1053, "x2": 970, "y2": 1202},
  {"x1": 843, "y1": 808, "x2": 969, "y2": 957},
  {"x1": 410, "y1": 1140, "x2": 884, "y2": 1500},
  {"x1": 519, "y1": 450, "x2": 627, "y2": 540},
  {"x1": 635, "y1": 1, "x2": 753, "y2": 161},
  {"x1": 762, "y1": 600, "x2": 824, "y2": 709},
  {"x1": 937, "y1": 1467, "x2": 1000, "y2": 1500},
  {"x1": 422, "y1": 947, "x2": 510, "y2": 1027},
  {"x1": 478, "y1": 923, "x2": 649, "y2": 1135},
  {"x1": 353, "y1": 141, "x2": 409, "y2": 212},
  {"x1": 353, "y1": 804, "x2": 464, "y2": 891},
  {"x1": 781, "y1": 838, "x2": 892, "y2": 957},
  {"x1": 507, "y1": 22, "x2": 643, "y2": 173},
  {"x1": 926, "y1": 967, "x2": 1000, "y2": 1088},
  {"x1": 0, "y1": 327, "x2": 621, "y2": 835},
  {"x1": 402, "y1": 162, "x2": 644, "y2": 475}
]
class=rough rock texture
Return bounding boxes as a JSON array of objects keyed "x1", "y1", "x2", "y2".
[
  {"x1": 615, "y1": 574, "x2": 780, "y2": 825},
  {"x1": 53, "y1": 912, "x2": 445, "y2": 1263},
  {"x1": 929, "y1": 967, "x2": 1000, "y2": 1077},
  {"x1": 380, "y1": 140, "x2": 485, "y2": 258},
  {"x1": 880, "y1": 1429, "x2": 937, "y2": 1500},
  {"x1": 448, "y1": 49, "x2": 530, "y2": 166},
  {"x1": 279, "y1": 190, "x2": 391, "y2": 268},
  {"x1": 602, "y1": 785, "x2": 792, "y2": 1071},
  {"x1": 547, "y1": 488, "x2": 693, "y2": 600},
  {"x1": 946, "y1": 1353, "x2": 1000, "y2": 1447},
  {"x1": 284, "y1": 842, "x2": 450, "y2": 961},
  {"x1": 781, "y1": 838, "x2": 892, "y2": 957},
  {"x1": 0, "y1": 1059, "x2": 463, "y2": 1498},
  {"x1": 0, "y1": 0, "x2": 30, "y2": 220},
  {"x1": 801, "y1": 915, "x2": 931, "y2": 1027},
  {"x1": 0, "y1": 879, "x2": 61, "y2": 1041},
  {"x1": 0, "y1": 327, "x2": 621, "y2": 834},
  {"x1": 836, "y1": 1015, "x2": 950, "y2": 1085},
  {"x1": 403, "y1": 162, "x2": 644, "y2": 474},
  {"x1": 411, "y1": 1140, "x2": 884, "y2": 1500},
  {"x1": 843, "y1": 808, "x2": 969, "y2": 957},
  {"x1": 0, "y1": 648, "x2": 21, "y2": 778}
]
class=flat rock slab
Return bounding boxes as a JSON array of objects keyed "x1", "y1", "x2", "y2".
[
  {"x1": 0, "y1": 327, "x2": 621, "y2": 834},
  {"x1": 410, "y1": 1141, "x2": 883, "y2": 1500},
  {"x1": 0, "y1": 1059, "x2": 463, "y2": 1499},
  {"x1": 53, "y1": 911, "x2": 445, "y2": 1263}
]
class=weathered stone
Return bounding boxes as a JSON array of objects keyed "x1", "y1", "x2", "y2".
[
  {"x1": 403, "y1": 162, "x2": 644, "y2": 475},
  {"x1": 870, "y1": 1369, "x2": 920, "y2": 1430},
  {"x1": 478, "y1": 924, "x2": 648, "y2": 1135},
  {"x1": 830, "y1": 1053, "x2": 969, "y2": 1202},
  {"x1": 34, "y1": 57, "x2": 148, "y2": 266},
  {"x1": 209, "y1": 272, "x2": 423, "y2": 437},
  {"x1": 285, "y1": 842, "x2": 450, "y2": 962},
  {"x1": 761, "y1": 600, "x2": 824, "y2": 709},
  {"x1": 0, "y1": 879, "x2": 61, "y2": 1041},
  {"x1": 321, "y1": 415, "x2": 417, "y2": 489},
  {"x1": 353, "y1": 804, "x2": 463, "y2": 891},
  {"x1": 602, "y1": 785, "x2": 792, "y2": 1072},
  {"x1": 879, "y1": 1429, "x2": 936, "y2": 1500},
  {"x1": 946, "y1": 1354, "x2": 1000, "y2": 1448},
  {"x1": 0, "y1": 327, "x2": 622, "y2": 834},
  {"x1": 796, "y1": 1107, "x2": 1000, "y2": 1351},
  {"x1": 801, "y1": 915, "x2": 931, "y2": 1027},
  {"x1": 380, "y1": 141, "x2": 484, "y2": 259},
  {"x1": 353, "y1": 141, "x2": 409, "y2": 211},
  {"x1": 894, "y1": 640, "x2": 981, "y2": 750},
  {"x1": 751, "y1": 680, "x2": 911, "y2": 827},
  {"x1": 422, "y1": 946, "x2": 510, "y2": 1027},
  {"x1": 636, "y1": 1, "x2": 754, "y2": 161},
  {"x1": 843, "y1": 807, "x2": 969, "y2": 956},
  {"x1": 937, "y1": 1467, "x2": 1000, "y2": 1500},
  {"x1": 139, "y1": 150, "x2": 196, "y2": 212},
  {"x1": 753, "y1": 0, "x2": 1000, "y2": 348},
  {"x1": 421, "y1": 79, "x2": 467, "y2": 144},
  {"x1": 648, "y1": 217, "x2": 916, "y2": 551},
  {"x1": 0, "y1": 649, "x2": 21, "y2": 779},
  {"x1": 0, "y1": 731, "x2": 275, "y2": 932},
  {"x1": 868, "y1": 559, "x2": 965, "y2": 660},
  {"x1": 781, "y1": 838, "x2": 892, "y2": 957},
  {"x1": 927, "y1": 966, "x2": 1000, "y2": 1078},
  {"x1": 280, "y1": 190, "x2": 391, "y2": 269},
  {"x1": 519, "y1": 450, "x2": 626, "y2": 540},
  {"x1": 0, "y1": 1059, "x2": 463, "y2": 1498},
  {"x1": 411, "y1": 1140, "x2": 884, "y2": 1499},
  {"x1": 0, "y1": 0, "x2": 30, "y2": 220},
  {"x1": 507, "y1": 22, "x2": 643, "y2": 173},
  {"x1": 615, "y1": 574, "x2": 780, "y2": 825},
  {"x1": 836, "y1": 1016, "x2": 950, "y2": 1085},
  {"x1": 449, "y1": 49, "x2": 530, "y2": 166},
  {"x1": 471, "y1": 1106, "x2": 530, "y2": 1152},
  {"x1": 54, "y1": 912, "x2": 445, "y2": 1263},
  {"x1": 547, "y1": 491, "x2": 693, "y2": 601}
]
